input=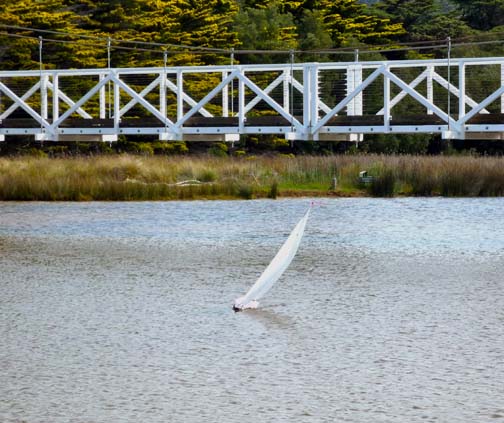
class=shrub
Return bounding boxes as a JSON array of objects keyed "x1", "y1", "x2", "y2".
[
  {"x1": 368, "y1": 169, "x2": 396, "y2": 197},
  {"x1": 197, "y1": 169, "x2": 217, "y2": 182},
  {"x1": 25, "y1": 148, "x2": 47, "y2": 158},
  {"x1": 208, "y1": 142, "x2": 228, "y2": 157},
  {"x1": 237, "y1": 183, "x2": 254, "y2": 199},
  {"x1": 136, "y1": 143, "x2": 154, "y2": 156},
  {"x1": 268, "y1": 181, "x2": 278, "y2": 199},
  {"x1": 233, "y1": 149, "x2": 246, "y2": 157}
]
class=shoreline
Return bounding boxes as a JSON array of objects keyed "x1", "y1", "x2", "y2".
[{"x1": 2, "y1": 154, "x2": 504, "y2": 201}]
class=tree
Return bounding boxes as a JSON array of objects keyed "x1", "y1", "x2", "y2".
[
  {"x1": 233, "y1": 2, "x2": 297, "y2": 63},
  {"x1": 297, "y1": 10, "x2": 332, "y2": 52},
  {"x1": 451, "y1": 0, "x2": 504, "y2": 30},
  {"x1": 0, "y1": 0, "x2": 239, "y2": 70},
  {"x1": 0, "y1": 0, "x2": 100, "y2": 69},
  {"x1": 311, "y1": 0, "x2": 404, "y2": 47},
  {"x1": 375, "y1": 0, "x2": 472, "y2": 42}
]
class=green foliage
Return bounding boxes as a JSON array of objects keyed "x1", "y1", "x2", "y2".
[
  {"x1": 233, "y1": 0, "x2": 405, "y2": 61},
  {"x1": 360, "y1": 134, "x2": 431, "y2": 155},
  {"x1": 208, "y1": 142, "x2": 229, "y2": 157},
  {"x1": 368, "y1": 168, "x2": 396, "y2": 197},
  {"x1": 0, "y1": 1, "x2": 100, "y2": 69},
  {"x1": 197, "y1": 169, "x2": 217, "y2": 182},
  {"x1": 25, "y1": 147, "x2": 48, "y2": 158},
  {"x1": 129, "y1": 142, "x2": 154, "y2": 155},
  {"x1": 236, "y1": 183, "x2": 254, "y2": 199},
  {"x1": 234, "y1": 2, "x2": 297, "y2": 63},
  {"x1": 0, "y1": 0, "x2": 502, "y2": 71},
  {"x1": 0, "y1": 0, "x2": 239, "y2": 70},
  {"x1": 268, "y1": 181, "x2": 279, "y2": 198},
  {"x1": 315, "y1": 0, "x2": 405, "y2": 47},
  {"x1": 297, "y1": 10, "x2": 332, "y2": 52},
  {"x1": 233, "y1": 149, "x2": 247, "y2": 157},
  {"x1": 151, "y1": 141, "x2": 189, "y2": 155},
  {"x1": 245, "y1": 135, "x2": 290, "y2": 152},
  {"x1": 451, "y1": 0, "x2": 504, "y2": 30},
  {"x1": 374, "y1": 0, "x2": 473, "y2": 55}
]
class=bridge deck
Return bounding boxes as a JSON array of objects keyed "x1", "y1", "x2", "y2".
[{"x1": 3, "y1": 114, "x2": 504, "y2": 129}]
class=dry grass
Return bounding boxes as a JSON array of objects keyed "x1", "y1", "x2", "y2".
[{"x1": 1, "y1": 154, "x2": 504, "y2": 200}]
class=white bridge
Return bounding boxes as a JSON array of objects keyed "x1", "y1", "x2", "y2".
[{"x1": 1, "y1": 56, "x2": 504, "y2": 142}]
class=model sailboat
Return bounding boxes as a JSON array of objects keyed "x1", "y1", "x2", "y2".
[{"x1": 233, "y1": 207, "x2": 311, "y2": 311}]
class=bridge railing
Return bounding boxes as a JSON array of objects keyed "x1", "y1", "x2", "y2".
[{"x1": 1, "y1": 57, "x2": 504, "y2": 142}]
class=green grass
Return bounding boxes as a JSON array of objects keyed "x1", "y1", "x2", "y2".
[{"x1": 2, "y1": 154, "x2": 504, "y2": 200}]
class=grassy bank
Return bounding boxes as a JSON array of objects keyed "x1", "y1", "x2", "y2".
[{"x1": 1, "y1": 154, "x2": 504, "y2": 201}]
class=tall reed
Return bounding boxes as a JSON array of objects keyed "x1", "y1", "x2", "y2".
[{"x1": 2, "y1": 154, "x2": 504, "y2": 200}]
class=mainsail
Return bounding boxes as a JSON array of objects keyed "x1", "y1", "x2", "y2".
[{"x1": 234, "y1": 207, "x2": 311, "y2": 310}]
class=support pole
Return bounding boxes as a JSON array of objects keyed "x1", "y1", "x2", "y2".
[
  {"x1": 177, "y1": 70, "x2": 183, "y2": 122},
  {"x1": 310, "y1": 64, "x2": 319, "y2": 135},
  {"x1": 347, "y1": 64, "x2": 362, "y2": 116},
  {"x1": 447, "y1": 37, "x2": 452, "y2": 131},
  {"x1": 40, "y1": 74, "x2": 48, "y2": 121},
  {"x1": 161, "y1": 51, "x2": 167, "y2": 120},
  {"x1": 230, "y1": 48, "x2": 234, "y2": 116},
  {"x1": 501, "y1": 64, "x2": 504, "y2": 113},
  {"x1": 52, "y1": 73, "x2": 59, "y2": 123},
  {"x1": 222, "y1": 70, "x2": 229, "y2": 117},
  {"x1": 459, "y1": 61, "x2": 466, "y2": 120},
  {"x1": 384, "y1": 66, "x2": 390, "y2": 131},
  {"x1": 107, "y1": 37, "x2": 112, "y2": 119},
  {"x1": 303, "y1": 65, "x2": 311, "y2": 136},
  {"x1": 114, "y1": 72, "x2": 120, "y2": 129},
  {"x1": 99, "y1": 74, "x2": 106, "y2": 119},
  {"x1": 427, "y1": 66, "x2": 434, "y2": 115},
  {"x1": 39, "y1": 36, "x2": 45, "y2": 134},
  {"x1": 283, "y1": 69, "x2": 290, "y2": 113},
  {"x1": 290, "y1": 49, "x2": 295, "y2": 133},
  {"x1": 238, "y1": 68, "x2": 245, "y2": 132}
]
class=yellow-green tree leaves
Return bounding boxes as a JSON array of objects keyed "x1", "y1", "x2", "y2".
[{"x1": 0, "y1": 0, "x2": 239, "y2": 70}]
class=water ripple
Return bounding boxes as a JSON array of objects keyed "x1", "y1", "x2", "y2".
[{"x1": 1, "y1": 198, "x2": 504, "y2": 422}]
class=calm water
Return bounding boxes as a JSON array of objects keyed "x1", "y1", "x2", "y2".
[{"x1": 1, "y1": 198, "x2": 503, "y2": 422}]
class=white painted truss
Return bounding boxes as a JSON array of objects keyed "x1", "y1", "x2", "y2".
[{"x1": 1, "y1": 57, "x2": 504, "y2": 142}]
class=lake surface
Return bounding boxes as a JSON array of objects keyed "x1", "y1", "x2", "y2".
[{"x1": 1, "y1": 198, "x2": 503, "y2": 422}]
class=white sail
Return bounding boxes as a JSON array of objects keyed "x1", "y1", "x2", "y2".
[{"x1": 234, "y1": 207, "x2": 310, "y2": 310}]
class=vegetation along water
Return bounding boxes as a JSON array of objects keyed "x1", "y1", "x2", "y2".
[{"x1": 2, "y1": 154, "x2": 504, "y2": 201}]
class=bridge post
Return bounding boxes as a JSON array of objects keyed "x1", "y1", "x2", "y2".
[
  {"x1": 113, "y1": 72, "x2": 120, "y2": 129},
  {"x1": 501, "y1": 64, "x2": 504, "y2": 113},
  {"x1": 300, "y1": 64, "x2": 320, "y2": 140},
  {"x1": 160, "y1": 69, "x2": 166, "y2": 119},
  {"x1": 52, "y1": 73, "x2": 59, "y2": 123},
  {"x1": 427, "y1": 66, "x2": 434, "y2": 115},
  {"x1": 459, "y1": 62, "x2": 466, "y2": 120},
  {"x1": 238, "y1": 68, "x2": 245, "y2": 132},
  {"x1": 0, "y1": 79, "x2": 3, "y2": 140},
  {"x1": 303, "y1": 64, "x2": 312, "y2": 139},
  {"x1": 99, "y1": 74, "x2": 106, "y2": 119},
  {"x1": 347, "y1": 64, "x2": 363, "y2": 116},
  {"x1": 40, "y1": 73, "x2": 48, "y2": 121},
  {"x1": 222, "y1": 71, "x2": 229, "y2": 117},
  {"x1": 384, "y1": 65, "x2": 390, "y2": 131},
  {"x1": 310, "y1": 64, "x2": 319, "y2": 135},
  {"x1": 283, "y1": 69, "x2": 290, "y2": 113},
  {"x1": 177, "y1": 70, "x2": 183, "y2": 122}
]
